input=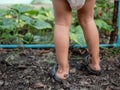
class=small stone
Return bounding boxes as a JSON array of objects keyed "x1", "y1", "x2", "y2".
[
  {"x1": 24, "y1": 69, "x2": 32, "y2": 74},
  {"x1": 34, "y1": 82, "x2": 45, "y2": 89},
  {"x1": 58, "y1": 88, "x2": 64, "y2": 90},
  {"x1": 19, "y1": 52, "x2": 27, "y2": 56},
  {"x1": 4, "y1": 81, "x2": 9, "y2": 86},
  {"x1": 28, "y1": 56, "x2": 35, "y2": 59},
  {"x1": 0, "y1": 71, "x2": 2, "y2": 75},
  {"x1": 79, "y1": 80, "x2": 89, "y2": 85},
  {"x1": 0, "y1": 80, "x2": 4, "y2": 86},
  {"x1": 28, "y1": 87, "x2": 32, "y2": 90},
  {"x1": 18, "y1": 64, "x2": 27, "y2": 69},
  {"x1": 63, "y1": 81, "x2": 70, "y2": 89},
  {"x1": 80, "y1": 88, "x2": 88, "y2": 90},
  {"x1": 70, "y1": 68, "x2": 76, "y2": 73}
]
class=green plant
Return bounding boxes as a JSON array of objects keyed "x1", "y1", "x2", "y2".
[
  {"x1": 0, "y1": 4, "x2": 54, "y2": 44},
  {"x1": 94, "y1": 0, "x2": 114, "y2": 32},
  {"x1": 70, "y1": 25, "x2": 86, "y2": 46},
  {"x1": 95, "y1": 19, "x2": 112, "y2": 32},
  {"x1": 69, "y1": 0, "x2": 114, "y2": 45},
  {"x1": 0, "y1": 2, "x2": 114, "y2": 45}
]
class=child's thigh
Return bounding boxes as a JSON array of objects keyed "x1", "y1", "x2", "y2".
[
  {"x1": 52, "y1": 0, "x2": 72, "y2": 25},
  {"x1": 77, "y1": 0, "x2": 96, "y2": 19}
]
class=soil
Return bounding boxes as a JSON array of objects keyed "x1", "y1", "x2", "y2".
[{"x1": 0, "y1": 48, "x2": 120, "y2": 90}]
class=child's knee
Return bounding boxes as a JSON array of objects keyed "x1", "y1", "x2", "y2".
[
  {"x1": 78, "y1": 16, "x2": 94, "y2": 27},
  {"x1": 54, "y1": 19, "x2": 72, "y2": 27}
]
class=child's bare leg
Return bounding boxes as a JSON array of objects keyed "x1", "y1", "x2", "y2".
[
  {"x1": 77, "y1": 0, "x2": 101, "y2": 70},
  {"x1": 52, "y1": 0, "x2": 72, "y2": 79}
]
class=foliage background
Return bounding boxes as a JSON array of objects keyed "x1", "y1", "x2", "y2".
[{"x1": 0, "y1": 0, "x2": 114, "y2": 46}]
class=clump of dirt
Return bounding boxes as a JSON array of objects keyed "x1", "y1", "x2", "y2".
[{"x1": 0, "y1": 48, "x2": 120, "y2": 90}]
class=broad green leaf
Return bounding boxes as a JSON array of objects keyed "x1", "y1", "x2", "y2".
[
  {"x1": 23, "y1": 32, "x2": 33, "y2": 43},
  {"x1": 1, "y1": 33, "x2": 16, "y2": 39},
  {"x1": 70, "y1": 33, "x2": 80, "y2": 44},
  {"x1": 33, "y1": 35, "x2": 53, "y2": 44},
  {"x1": 34, "y1": 20, "x2": 52, "y2": 30},
  {"x1": 33, "y1": 35, "x2": 41, "y2": 43},
  {"x1": 70, "y1": 26, "x2": 86, "y2": 46},
  {"x1": 11, "y1": 4, "x2": 33, "y2": 13},
  {"x1": 37, "y1": 14, "x2": 47, "y2": 20},
  {"x1": 20, "y1": 15, "x2": 33, "y2": 25},
  {"x1": 0, "y1": 9, "x2": 7, "y2": 18},
  {"x1": 38, "y1": 8, "x2": 54, "y2": 21},
  {"x1": 95, "y1": 19, "x2": 112, "y2": 31},
  {"x1": 0, "y1": 18, "x2": 16, "y2": 31}
]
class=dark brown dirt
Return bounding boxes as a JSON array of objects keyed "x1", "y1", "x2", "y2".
[{"x1": 0, "y1": 48, "x2": 120, "y2": 90}]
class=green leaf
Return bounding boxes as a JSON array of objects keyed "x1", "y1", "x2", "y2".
[
  {"x1": 0, "y1": 9, "x2": 7, "y2": 18},
  {"x1": 70, "y1": 33, "x2": 80, "y2": 44},
  {"x1": 37, "y1": 8, "x2": 54, "y2": 21},
  {"x1": 11, "y1": 4, "x2": 34, "y2": 13},
  {"x1": 70, "y1": 26, "x2": 86, "y2": 46},
  {"x1": 95, "y1": 19, "x2": 112, "y2": 31},
  {"x1": 23, "y1": 32, "x2": 34, "y2": 43},
  {"x1": 13, "y1": 37, "x2": 24, "y2": 44},
  {"x1": 33, "y1": 35, "x2": 41, "y2": 43},
  {"x1": 1, "y1": 33, "x2": 15, "y2": 39},
  {"x1": 20, "y1": 15, "x2": 33, "y2": 25},
  {"x1": 37, "y1": 14, "x2": 47, "y2": 20},
  {"x1": 34, "y1": 20, "x2": 52, "y2": 30},
  {"x1": 0, "y1": 18, "x2": 16, "y2": 31},
  {"x1": 27, "y1": 10, "x2": 39, "y2": 15}
]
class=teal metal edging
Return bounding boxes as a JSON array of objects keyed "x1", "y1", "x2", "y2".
[
  {"x1": 70, "y1": 44, "x2": 120, "y2": 48},
  {"x1": 117, "y1": 0, "x2": 120, "y2": 45},
  {"x1": 0, "y1": 44, "x2": 120, "y2": 49},
  {"x1": 0, "y1": 44, "x2": 55, "y2": 49}
]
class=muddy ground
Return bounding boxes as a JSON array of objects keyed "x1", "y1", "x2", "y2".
[{"x1": 0, "y1": 48, "x2": 120, "y2": 90}]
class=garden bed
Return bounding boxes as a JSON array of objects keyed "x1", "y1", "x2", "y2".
[
  {"x1": 0, "y1": 48, "x2": 120, "y2": 90},
  {"x1": 0, "y1": 1, "x2": 114, "y2": 46}
]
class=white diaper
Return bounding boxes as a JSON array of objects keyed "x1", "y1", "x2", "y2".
[{"x1": 67, "y1": 0, "x2": 86, "y2": 10}]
